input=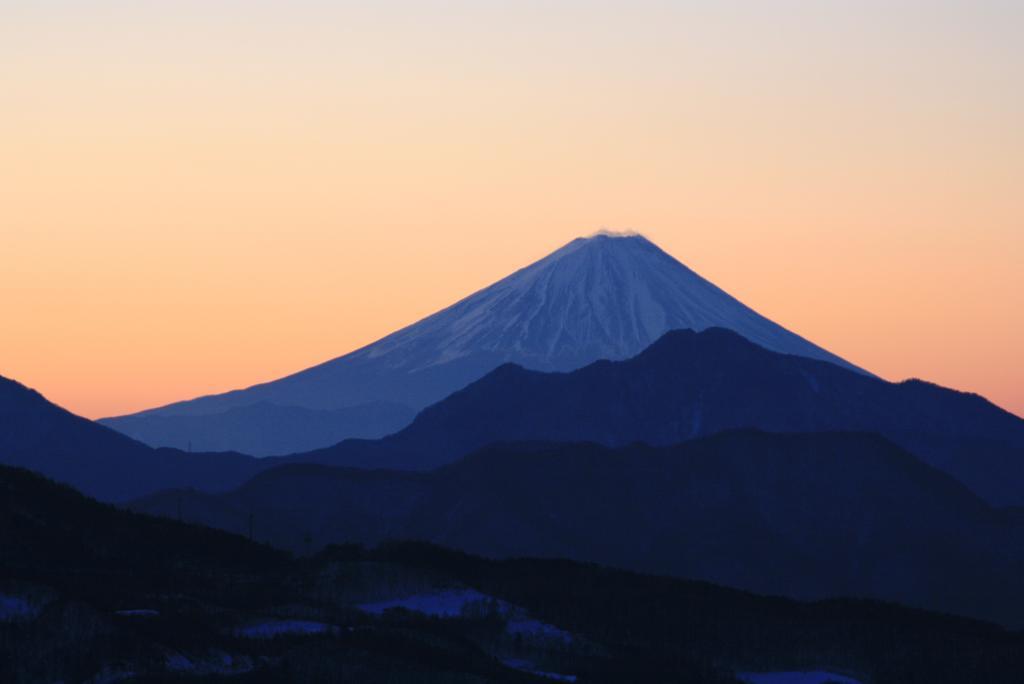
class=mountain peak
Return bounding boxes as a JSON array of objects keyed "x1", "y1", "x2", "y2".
[
  {"x1": 546, "y1": 230, "x2": 658, "y2": 260},
  {"x1": 426, "y1": 232, "x2": 858, "y2": 376},
  {"x1": 575, "y1": 229, "x2": 650, "y2": 245},
  {"x1": 103, "y1": 232, "x2": 866, "y2": 454}
]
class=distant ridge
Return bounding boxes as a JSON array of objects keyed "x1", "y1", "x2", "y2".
[
  {"x1": 102, "y1": 233, "x2": 865, "y2": 455},
  {"x1": 288, "y1": 327, "x2": 1024, "y2": 507},
  {"x1": 132, "y1": 430, "x2": 1024, "y2": 627}
]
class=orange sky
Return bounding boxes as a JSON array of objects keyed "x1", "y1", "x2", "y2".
[{"x1": 2, "y1": 2, "x2": 1022, "y2": 419}]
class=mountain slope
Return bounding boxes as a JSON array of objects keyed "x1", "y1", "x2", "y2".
[
  {"x1": 0, "y1": 375, "x2": 265, "y2": 502},
  {"x1": 0, "y1": 462, "x2": 285, "y2": 576},
  {"x1": 292, "y1": 327, "x2": 1024, "y2": 506},
  {"x1": 133, "y1": 431, "x2": 1024, "y2": 627},
  {"x1": 102, "y1": 232, "x2": 864, "y2": 454}
]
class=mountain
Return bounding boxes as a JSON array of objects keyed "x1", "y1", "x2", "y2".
[
  {"x1": 289, "y1": 327, "x2": 1024, "y2": 506},
  {"x1": 101, "y1": 232, "x2": 864, "y2": 455},
  {"x1": 132, "y1": 431, "x2": 1024, "y2": 627},
  {"x1": 0, "y1": 375, "x2": 266, "y2": 501},
  {"x1": 7, "y1": 464, "x2": 1024, "y2": 683}
]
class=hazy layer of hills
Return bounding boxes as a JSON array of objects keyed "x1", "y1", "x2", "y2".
[
  {"x1": 133, "y1": 431, "x2": 1024, "y2": 627},
  {"x1": 101, "y1": 233, "x2": 865, "y2": 455},
  {"x1": 103, "y1": 400, "x2": 415, "y2": 458}
]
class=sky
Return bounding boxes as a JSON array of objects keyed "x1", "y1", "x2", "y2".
[{"x1": 2, "y1": 1, "x2": 1022, "y2": 419}]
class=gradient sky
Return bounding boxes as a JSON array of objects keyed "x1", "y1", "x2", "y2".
[{"x1": 2, "y1": 1, "x2": 1022, "y2": 419}]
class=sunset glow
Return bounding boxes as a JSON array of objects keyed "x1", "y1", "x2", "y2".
[{"x1": 3, "y1": 1, "x2": 1022, "y2": 419}]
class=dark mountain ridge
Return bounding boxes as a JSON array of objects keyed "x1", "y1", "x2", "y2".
[{"x1": 0, "y1": 375, "x2": 265, "y2": 502}]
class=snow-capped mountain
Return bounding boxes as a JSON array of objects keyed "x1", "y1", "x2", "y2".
[{"x1": 102, "y1": 232, "x2": 865, "y2": 455}]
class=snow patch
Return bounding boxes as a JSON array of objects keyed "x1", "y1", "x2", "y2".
[
  {"x1": 0, "y1": 594, "x2": 37, "y2": 622},
  {"x1": 506, "y1": 618, "x2": 572, "y2": 643},
  {"x1": 165, "y1": 654, "x2": 194, "y2": 672},
  {"x1": 737, "y1": 672, "x2": 861, "y2": 684},
  {"x1": 357, "y1": 589, "x2": 575, "y2": 646},
  {"x1": 502, "y1": 658, "x2": 577, "y2": 682},
  {"x1": 234, "y1": 619, "x2": 337, "y2": 639},
  {"x1": 86, "y1": 667, "x2": 137, "y2": 684},
  {"x1": 162, "y1": 650, "x2": 254, "y2": 676},
  {"x1": 357, "y1": 589, "x2": 498, "y2": 617}
]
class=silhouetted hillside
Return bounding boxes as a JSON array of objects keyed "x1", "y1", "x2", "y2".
[
  {"x1": 4, "y1": 464, "x2": 1024, "y2": 683},
  {"x1": 0, "y1": 375, "x2": 266, "y2": 501}
]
